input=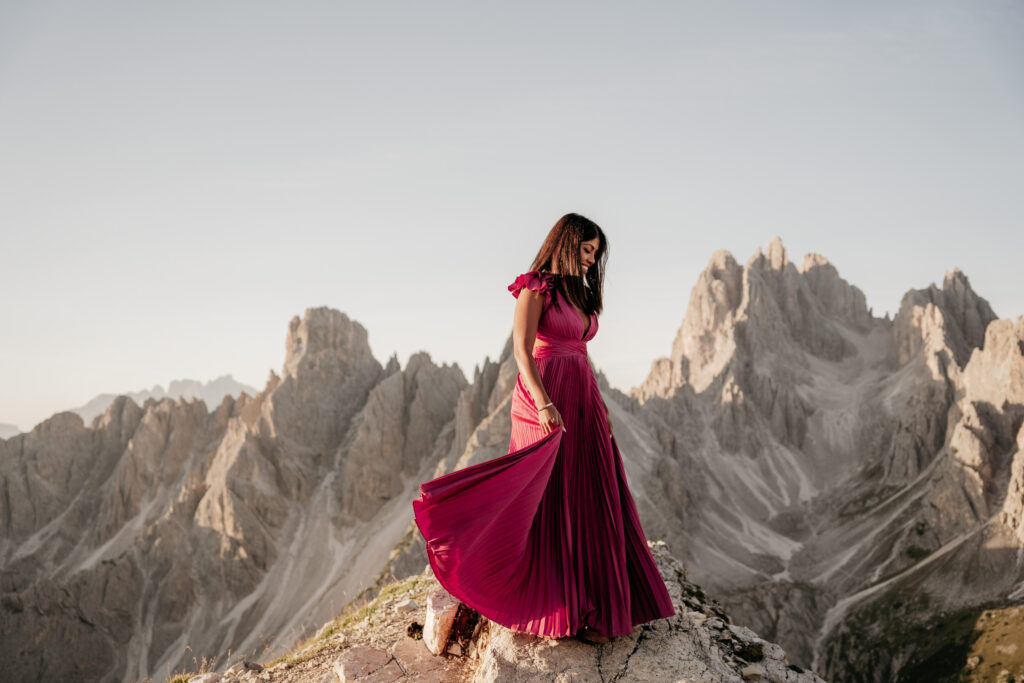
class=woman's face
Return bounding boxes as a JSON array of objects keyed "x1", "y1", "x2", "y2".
[{"x1": 580, "y1": 237, "x2": 599, "y2": 273}]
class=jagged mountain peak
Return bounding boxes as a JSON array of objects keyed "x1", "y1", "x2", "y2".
[
  {"x1": 892, "y1": 267, "x2": 997, "y2": 368},
  {"x1": 384, "y1": 352, "x2": 401, "y2": 376},
  {"x1": 798, "y1": 252, "x2": 832, "y2": 272},
  {"x1": 635, "y1": 238, "x2": 871, "y2": 401},
  {"x1": 746, "y1": 234, "x2": 790, "y2": 271},
  {"x1": 284, "y1": 307, "x2": 378, "y2": 379}
]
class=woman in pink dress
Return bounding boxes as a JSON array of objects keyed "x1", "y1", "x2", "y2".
[{"x1": 412, "y1": 213, "x2": 675, "y2": 645}]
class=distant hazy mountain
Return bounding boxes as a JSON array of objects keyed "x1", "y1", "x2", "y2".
[
  {"x1": 70, "y1": 375, "x2": 259, "y2": 426},
  {"x1": 0, "y1": 423, "x2": 20, "y2": 439}
]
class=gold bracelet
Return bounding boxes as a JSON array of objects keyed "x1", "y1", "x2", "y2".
[{"x1": 538, "y1": 401, "x2": 554, "y2": 411}]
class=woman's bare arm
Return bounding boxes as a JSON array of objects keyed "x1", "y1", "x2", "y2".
[{"x1": 512, "y1": 289, "x2": 563, "y2": 434}]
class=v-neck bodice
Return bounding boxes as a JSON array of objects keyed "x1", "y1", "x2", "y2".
[{"x1": 508, "y1": 270, "x2": 598, "y2": 352}]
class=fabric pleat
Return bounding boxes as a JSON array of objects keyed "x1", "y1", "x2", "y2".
[{"x1": 412, "y1": 270, "x2": 676, "y2": 638}]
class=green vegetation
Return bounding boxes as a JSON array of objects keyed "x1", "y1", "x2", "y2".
[
  {"x1": 896, "y1": 607, "x2": 985, "y2": 682},
  {"x1": 162, "y1": 651, "x2": 218, "y2": 683},
  {"x1": 954, "y1": 606, "x2": 1024, "y2": 682},
  {"x1": 260, "y1": 571, "x2": 435, "y2": 670},
  {"x1": 263, "y1": 645, "x2": 328, "y2": 670},
  {"x1": 828, "y1": 577, "x2": 1024, "y2": 683},
  {"x1": 158, "y1": 571, "x2": 438, "y2": 681}
]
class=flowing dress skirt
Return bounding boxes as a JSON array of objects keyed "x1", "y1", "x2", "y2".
[{"x1": 412, "y1": 344, "x2": 676, "y2": 637}]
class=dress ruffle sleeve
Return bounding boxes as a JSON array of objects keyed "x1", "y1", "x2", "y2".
[{"x1": 508, "y1": 270, "x2": 556, "y2": 302}]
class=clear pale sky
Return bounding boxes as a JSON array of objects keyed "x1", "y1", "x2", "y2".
[{"x1": 1, "y1": 1, "x2": 1022, "y2": 432}]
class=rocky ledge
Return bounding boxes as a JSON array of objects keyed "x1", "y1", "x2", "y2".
[{"x1": 175, "y1": 541, "x2": 827, "y2": 683}]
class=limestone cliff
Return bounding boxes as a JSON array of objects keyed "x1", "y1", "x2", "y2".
[
  {"x1": 617, "y1": 239, "x2": 1019, "y2": 680},
  {"x1": 0, "y1": 308, "x2": 468, "y2": 683}
]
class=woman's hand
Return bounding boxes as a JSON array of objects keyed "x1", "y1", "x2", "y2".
[{"x1": 538, "y1": 403, "x2": 565, "y2": 435}]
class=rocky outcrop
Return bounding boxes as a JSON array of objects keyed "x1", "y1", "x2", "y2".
[
  {"x1": 473, "y1": 543, "x2": 825, "y2": 682},
  {"x1": 204, "y1": 541, "x2": 826, "y2": 682}
]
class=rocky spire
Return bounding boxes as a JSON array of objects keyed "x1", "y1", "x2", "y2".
[
  {"x1": 891, "y1": 268, "x2": 997, "y2": 368},
  {"x1": 634, "y1": 237, "x2": 871, "y2": 401},
  {"x1": 270, "y1": 307, "x2": 384, "y2": 458}
]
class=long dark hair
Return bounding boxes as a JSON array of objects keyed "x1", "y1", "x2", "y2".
[{"x1": 529, "y1": 213, "x2": 608, "y2": 316}]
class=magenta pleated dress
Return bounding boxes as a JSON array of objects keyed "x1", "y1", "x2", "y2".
[{"x1": 411, "y1": 269, "x2": 676, "y2": 638}]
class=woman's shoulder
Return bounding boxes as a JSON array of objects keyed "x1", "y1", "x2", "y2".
[{"x1": 508, "y1": 269, "x2": 557, "y2": 299}]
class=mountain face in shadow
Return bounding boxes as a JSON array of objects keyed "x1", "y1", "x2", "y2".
[{"x1": 2, "y1": 239, "x2": 1021, "y2": 682}]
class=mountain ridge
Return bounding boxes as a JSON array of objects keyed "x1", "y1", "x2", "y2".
[{"x1": 1, "y1": 241, "x2": 1021, "y2": 682}]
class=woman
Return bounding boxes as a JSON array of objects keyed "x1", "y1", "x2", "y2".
[{"x1": 412, "y1": 213, "x2": 675, "y2": 645}]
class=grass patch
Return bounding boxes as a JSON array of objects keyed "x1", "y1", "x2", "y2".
[
  {"x1": 259, "y1": 571, "x2": 435, "y2": 670},
  {"x1": 163, "y1": 651, "x2": 218, "y2": 683},
  {"x1": 832, "y1": 584, "x2": 1023, "y2": 682},
  {"x1": 953, "y1": 605, "x2": 1024, "y2": 682},
  {"x1": 263, "y1": 646, "x2": 320, "y2": 669}
]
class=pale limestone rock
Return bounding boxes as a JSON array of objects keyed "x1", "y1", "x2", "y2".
[
  {"x1": 669, "y1": 248, "x2": 743, "y2": 394},
  {"x1": 271, "y1": 307, "x2": 384, "y2": 460},
  {"x1": 1002, "y1": 426, "x2": 1024, "y2": 545},
  {"x1": 471, "y1": 543, "x2": 824, "y2": 683},
  {"x1": 892, "y1": 269, "x2": 997, "y2": 368},
  {"x1": 424, "y1": 588, "x2": 460, "y2": 656},
  {"x1": 741, "y1": 663, "x2": 766, "y2": 680},
  {"x1": 797, "y1": 253, "x2": 872, "y2": 331},
  {"x1": 391, "y1": 637, "x2": 445, "y2": 677},
  {"x1": 333, "y1": 645, "x2": 391, "y2": 681},
  {"x1": 188, "y1": 674, "x2": 222, "y2": 683},
  {"x1": 394, "y1": 598, "x2": 418, "y2": 613}
]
